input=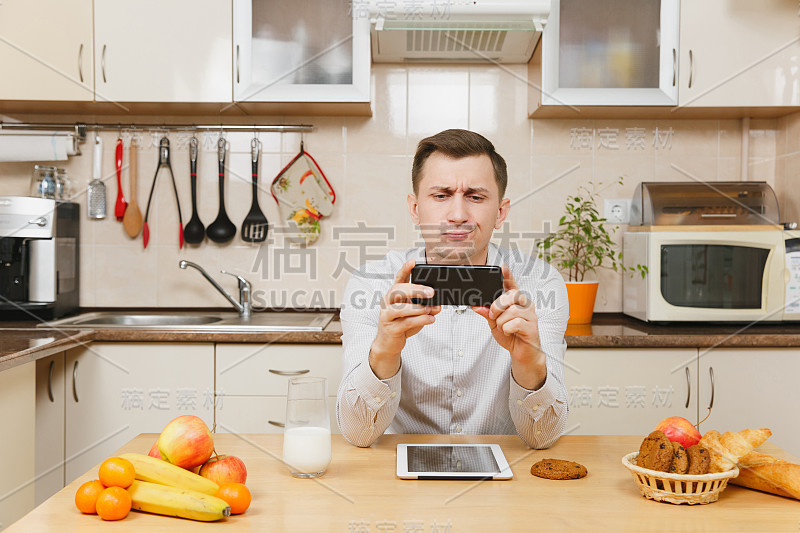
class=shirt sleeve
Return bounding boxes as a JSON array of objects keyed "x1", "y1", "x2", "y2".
[
  {"x1": 335, "y1": 266, "x2": 402, "y2": 447},
  {"x1": 507, "y1": 265, "x2": 570, "y2": 448}
]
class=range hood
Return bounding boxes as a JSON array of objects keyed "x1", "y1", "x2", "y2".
[{"x1": 368, "y1": 0, "x2": 551, "y2": 63}]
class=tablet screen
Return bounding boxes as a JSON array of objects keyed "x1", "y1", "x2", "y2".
[{"x1": 406, "y1": 445, "x2": 501, "y2": 473}]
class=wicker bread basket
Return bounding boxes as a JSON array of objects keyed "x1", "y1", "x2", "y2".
[{"x1": 622, "y1": 452, "x2": 739, "y2": 505}]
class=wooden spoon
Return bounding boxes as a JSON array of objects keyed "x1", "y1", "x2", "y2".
[{"x1": 122, "y1": 139, "x2": 143, "y2": 237}]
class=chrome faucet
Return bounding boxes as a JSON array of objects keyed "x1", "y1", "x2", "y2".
[{"x1": 179, "y1": 260, "x2": 252, "y2": 318}]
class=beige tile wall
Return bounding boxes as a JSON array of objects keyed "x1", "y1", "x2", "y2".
[{"x1": 0, "y1": 64, "x2": 786, "y2": 312}]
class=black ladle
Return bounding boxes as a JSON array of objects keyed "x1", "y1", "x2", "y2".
[
  {"x1": 183, "y1": 136, "x2": 205, "y2": 244},
  {"x1": 206, "y1": 137, "x2": 236, "y2": 244}
]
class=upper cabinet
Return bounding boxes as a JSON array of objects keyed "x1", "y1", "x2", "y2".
[
  {"x1": 678, "y1": 0, "x2": 800, "y2": 108},
  {"x1": 0, "y1": 0, "x2": 94, "y2": 101},
  {"x1": 232, "y1": 0, "x2": 370, "y2": 106},
  {"x1": 539, "y1": 0, "x2": 679, "y2": 107},
  {"x1": 94, "y1": 0, "x2": 232, "y2": 103}
]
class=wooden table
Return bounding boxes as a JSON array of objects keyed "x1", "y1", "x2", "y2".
[{"x1": 7, "y1": 434, "x2": 800, "y2": 532}]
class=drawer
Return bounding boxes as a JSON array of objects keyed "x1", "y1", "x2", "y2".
[
  {"x1": 216, "y1": 344, "x2": 343, "y2": 396},
  {"x1": 215, "y1": 395, "x2": 339, "y2": 434}
]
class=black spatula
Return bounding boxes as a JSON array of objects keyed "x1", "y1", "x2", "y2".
[{"x1": 240, "y1": 138, "x2": 269, "y2": 243}]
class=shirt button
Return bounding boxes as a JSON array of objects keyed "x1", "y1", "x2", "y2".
[
  {"x1": 456, "y1": 308, "x2": 465, "y2": 314},
  {"x1": 532, "y1": 404, "x2": 540, "y2": 411},
  {"x1": 390, "y1": 392, "x2": 397, "y2": 398},
  {"x1": 456, "y1": 461, "x2": 462, "y2": 468},
  {"x1": 375, "y1": 396, "x2": 382, "y2": 403},
  {"x1": 456, "y1": 389, "x2": 462, "y2": 397},
  {"x1": 455, "y1": 425, "x2": 462, "y2": 433},
  {"x1": 457, "y1": 350, "x2": 463, "y2": 357},
  {"x1": 516, "y1": 399, "x2": 523, "y2": 406}
]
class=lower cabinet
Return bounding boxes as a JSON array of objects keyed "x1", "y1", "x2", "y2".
[
  {"x1": 698, "y1": 348, "x2": 800, "y2": 457},
  {"x1": 0, "y1": 362, "x2": 35, "y2": 532},
  {"x1": 62, "y1": 343, "x2": 214, "y2": 486},
  {"x1": 563, "y1": 348, "x2": 698, "y2": 435},
  {"x1": 215, "y1": 344, "x2": 342, "y2": 434},
  {"x1": 34, "y1": 353, "x2": 65, "y2": 507}
]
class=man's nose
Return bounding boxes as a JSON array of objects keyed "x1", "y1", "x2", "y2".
[{"x1": 447, "y1": 195, "x2": 469, "y2": 224}]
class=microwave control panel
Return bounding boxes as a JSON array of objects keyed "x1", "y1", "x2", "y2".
[{"x1": 785, "y1": 237, "x2": 800, "y2": 317}]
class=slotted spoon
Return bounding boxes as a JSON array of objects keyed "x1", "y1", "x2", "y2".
[{"x1": 241, "y1": 138, "x2": 269, "y2": 243}]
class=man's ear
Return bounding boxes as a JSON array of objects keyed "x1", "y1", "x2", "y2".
[
  {"x1": 407, "y1": 193, "x2": 420, "y2": 225},
  {"x1": 494, "y1": 198, "x2": 511, "y2": 229}
]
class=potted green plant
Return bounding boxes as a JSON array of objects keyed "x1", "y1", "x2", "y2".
[{"x1": 537, "y1": 178, "x2": 646, "y2": 325}]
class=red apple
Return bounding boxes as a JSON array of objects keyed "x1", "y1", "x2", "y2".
[
  {"x1": 157, "y1": 415, "x2": 215, "y2": 469},
  {"x1": 148, "y1": 441, "x2": 162, "y2": 459},
  {"x1": 655, "y1": 416, "x2": 701, "y2": 449},
  {"x1": 199, "y1": 454, "x2": 247, "y2": 485}
]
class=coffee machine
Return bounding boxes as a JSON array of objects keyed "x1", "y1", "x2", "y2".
[{"x1": 0, "y1": 196, "x2": 79, "y2": 319}]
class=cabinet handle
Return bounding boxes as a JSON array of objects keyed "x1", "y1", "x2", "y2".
[
  {"x1": 684, "y1": 366, "x2": 691, "y2": 409},
  {"x1": 236, "y1": 45, "x2": 240, "y2": 84},
  {"x1": 688, "y1": 49, "x2": 694, "y2": 89},
  {"x1": 707, "y1": 366, "x2": 715, "y2": 410},
  {"x1": 268, "y1": 420, "x2": 285, "y2": 428},
  {"x1": 47, "y1": 359, "x2": 55, "y2": 403},
  {"x1": 269, "y1": 369, "x2": 310, "y2": 376},
  {"x1": 78, "y1": 43, "x2": 84, "y2": 83},
  {"x1": 101, "y1": 44, "x2": 107, "y2": 83},
  {"x1": 72, "y1": 360, "x2": 79, "y2": 403},
  {"x1": 672, "y1": 48, "x2": 676, "y2": 87}
]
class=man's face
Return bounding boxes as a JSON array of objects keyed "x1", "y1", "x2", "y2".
[{"x1": 407, "y1": 152, "x2": 510, "y2": 265}]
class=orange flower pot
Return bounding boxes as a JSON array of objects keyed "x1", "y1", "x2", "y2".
[{"x1": 565, "y1": 281, "x2": 599, "y2": 325}]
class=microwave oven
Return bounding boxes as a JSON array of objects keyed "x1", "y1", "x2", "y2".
[{"x1": 622, "y1": 228, "x2": 800, "y2": 323}]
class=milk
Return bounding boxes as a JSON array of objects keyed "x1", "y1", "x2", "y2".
[{"x1": 283, "y1": 426, "x2": 332, "y2": 475}]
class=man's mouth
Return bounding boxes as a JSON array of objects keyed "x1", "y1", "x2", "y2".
[{"x1": 442, "y1": 230, "x2": 473, "y2": 241}]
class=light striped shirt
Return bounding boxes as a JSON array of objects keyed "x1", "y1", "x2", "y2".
[{"x1": 336, "y1": 243, "x2": 569, "y2": 448}]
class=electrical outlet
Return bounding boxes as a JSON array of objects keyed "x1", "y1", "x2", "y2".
[{"x1": 604, "y1": 199, "x2": 631, "y2": 224}]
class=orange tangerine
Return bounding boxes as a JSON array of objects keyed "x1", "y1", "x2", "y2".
[
  {"x1": 98, "y1": 457, "x2": 135, "y2": 489},
  {"x1": 95, "y1": 486, "x2": 131, "y2": 521},
  {"x1": 74, "y1": 480, "x2": 105, "y2": 514},
  {"x1": 215, "y1": 483, "x2": 251, "y2": 515}
]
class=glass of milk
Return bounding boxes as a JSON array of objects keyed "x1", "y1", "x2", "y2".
[{"x1": 282, "y1": 376, "x2": 331, "y2": 478}]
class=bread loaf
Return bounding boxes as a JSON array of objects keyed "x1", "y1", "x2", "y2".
[{"x1": 731, "y1": 451, "x2": 800, "y2": 500}]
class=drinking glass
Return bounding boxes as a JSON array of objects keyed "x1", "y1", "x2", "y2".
[{"x1": 282, "y1": 376, "x2": 331, "y2": 478}]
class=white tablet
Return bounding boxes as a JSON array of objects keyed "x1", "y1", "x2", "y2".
[{"x1": 396, "y1": 443, "x2": 513, "y2": 480}]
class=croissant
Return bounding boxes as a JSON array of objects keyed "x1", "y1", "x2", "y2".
[{"x1": 699, "y1": 428, "x2": 772, "y2": 473}]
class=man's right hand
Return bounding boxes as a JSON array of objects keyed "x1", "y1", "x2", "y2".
[{"x1": 369, "y1": 259, "x2": 441, "y2": 379}]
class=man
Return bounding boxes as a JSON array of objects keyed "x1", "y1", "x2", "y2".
[{"x1": 336, "y1": 129, "x2": 569, "y2": 448}]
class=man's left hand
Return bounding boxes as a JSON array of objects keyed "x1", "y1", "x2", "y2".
[{"x1": 472, "y1": 265, "x2": 547, "y2": 390}]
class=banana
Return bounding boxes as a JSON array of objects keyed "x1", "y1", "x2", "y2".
[
  {"x1": 119, "y1": 453, "x2": 219, "y2": 495},
  {"x1": 128, "y1": 480, "x2": 230, "y2": 521}
]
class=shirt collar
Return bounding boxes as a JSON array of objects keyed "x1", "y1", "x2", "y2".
[{"x1": 414, "y1": 242, "x2": 503, "y2": 266}]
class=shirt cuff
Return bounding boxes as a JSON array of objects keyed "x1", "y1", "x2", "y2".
[
  {"x1": 350, "y1": 361, "x2": 401, "y2": 411},
  {"x1": 509, "y1": 371, "x2": 560, "y2": 422}
]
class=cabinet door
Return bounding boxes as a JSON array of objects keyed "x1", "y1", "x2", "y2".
[
  {"x1": 0, "y1": 362, "x2": 35, "y2": 531},
  {"x1": 0, "y1": 0, "x2": 93, "y2": 101},
  {"x1": 540, "y1": 0, "x2": 679, "y2": 106},
  {"x1": 698, "y1": 348, "x2": 800, "y2": 457},
  {"x1": 233, "y1": 0, "x2": 370, "y2": 103},
  {"x1": 64, "y1": 343, "x2": 214, "y2": 484},
  {"x1": 216, "y1": 396, "x2": 339, "y2": 434},
  {"x1": 93, "y1": 0, "x2": 232, "y2": 102},
  {"x1": 35, "y1": 353, "x2": 65, "y2": 506},
  {"x1": 564, "y1": 348, "x2": 697, "y2": 435},
  {"x1": 679, "y1": 0, "x2": 800, "y2": 107}
]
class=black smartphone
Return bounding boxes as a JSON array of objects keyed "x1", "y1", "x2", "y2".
[{"x1": 410, "y1": 264, "x2": 504, "y2": 307}]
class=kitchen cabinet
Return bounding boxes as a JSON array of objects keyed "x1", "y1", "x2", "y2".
[
  {"x1": 537, "y1": 0, "x2": 680, "y2": 107},
  {"x1": 563, "y1": 348, "x2": 697, "y2": 435},
  {"x1": 678, "y1": 0, "x2": 800, "y2": 108},
  {"x1": 698, "y1": 348, "x2": 800, "y2": 456},
  {"x1": 34, "y1": 353, "x2": 65, "y2": 507},
  {"x1": 232, "y1": 0, "x2": 370, "y2": 106},
  {"x1": 0, "y1": 0, "x2": 93, "y2": 101},
  {"x1": 93, "y1": 0, "x2": 232, "y2": 102},
  {"x1": 215, "y1": 343, "x2": 342, "y2": 434},
  {"x1": 63, "y1": 343, "x2": 214, "y2": 484},
  {"x1": 0, "y1": 361, "x2": 35, "y2": 532}
]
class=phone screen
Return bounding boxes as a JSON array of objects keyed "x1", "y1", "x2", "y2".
[{"x1": 410, "y1": 264, "x2": 503, "y2": 307}]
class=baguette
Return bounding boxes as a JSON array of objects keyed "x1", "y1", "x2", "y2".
[{"x1": 731, "y1": 451, "x2": 800, "y2": 500}]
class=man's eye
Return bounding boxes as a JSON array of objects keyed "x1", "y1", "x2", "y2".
[
  {"x1": 433, "y1": 194, "x2": 448, "y2": 200},
  {"x1": 469, "y1": 195, "x2": 484, "y2": 201}
]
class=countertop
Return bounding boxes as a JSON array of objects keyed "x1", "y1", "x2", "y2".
[
  {"x1": 3, "y1": 311, "x2": 800, "y2": 373},
  {"x1": 6, "y1": 433, "x2": 800, "y2": 532}
]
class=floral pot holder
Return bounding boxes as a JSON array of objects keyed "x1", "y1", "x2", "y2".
[{"x1": 270, "y1": 146, "x2": 335, "y2": 245}]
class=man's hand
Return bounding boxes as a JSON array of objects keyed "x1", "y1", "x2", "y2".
[
  {"x1": 369, "y1": 259, "x2": 441, "y2": 379},
  {"x1": 472, "y1": 265, "x2": 547, "y2": 390}
]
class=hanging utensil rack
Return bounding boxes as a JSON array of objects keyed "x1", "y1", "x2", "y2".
[{"x1": 0, "y1": 121, "x2": 314, "y2": 143}]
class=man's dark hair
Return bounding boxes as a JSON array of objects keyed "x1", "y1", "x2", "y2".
[{"x1": 411, "y1": 129, "x2": 508, "y2": 198}]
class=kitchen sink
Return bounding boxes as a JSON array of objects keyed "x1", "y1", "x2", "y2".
[{"x1": 45, "y1": 311, "x2": 335, "y2": 331}]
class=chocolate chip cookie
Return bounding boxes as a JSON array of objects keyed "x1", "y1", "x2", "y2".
[
  {"x1": 530, "y1": 459, "x2": 588, "y2": 480},
  {"x1": 686, "y1": 444, "x2": 711, "y2": 475},
  {"x1": 669, "y1": 441, "x2": 689, "y2": 474},
  {"x1": 637, "y1": 430, "x2": 673, "y2": 472}
]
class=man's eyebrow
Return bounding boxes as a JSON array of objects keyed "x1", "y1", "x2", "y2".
[{"x1": 427, "y1": 186, "x2": 490, "y2": 194}]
